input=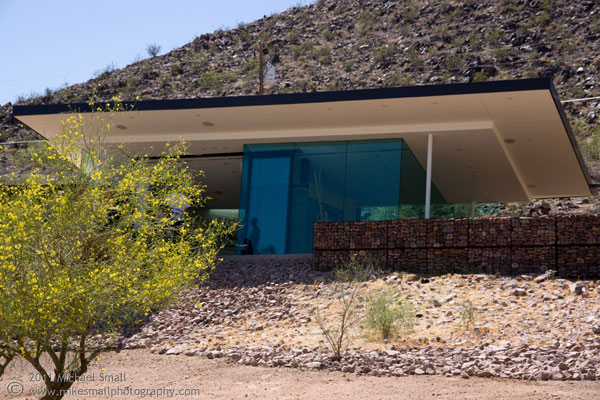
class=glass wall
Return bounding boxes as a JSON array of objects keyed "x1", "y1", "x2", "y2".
[{"x1": 237, "y1": 138, "x2": 447, "y2": 254}]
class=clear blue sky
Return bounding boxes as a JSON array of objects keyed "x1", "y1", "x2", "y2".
[{"x1": 0, "y1": 0, "x2": 315, "y2": 105}]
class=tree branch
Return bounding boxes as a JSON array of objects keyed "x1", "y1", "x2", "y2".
[{"x1": 16, "y1": 337, "x2": 52, "y2": 389}]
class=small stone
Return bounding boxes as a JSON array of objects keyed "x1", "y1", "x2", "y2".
[
  {"x1": 570, "y1": 282, "x2": 586, "y2": 295},
  {"x1": 443, "y1": 293, "x2": 457, "y2": 302},
  {"x1": 511, "y1": 288, "x2": 526, "y2": 297},
  {"x1": 552, "y1": 372, "x2": 564, "y2": 380},
  {"x1": 166, "y1": 347, "x2": 182, "y2": 355},
  {"x1": 558, "y1": 362, "x2": 569, "y2": 371}
]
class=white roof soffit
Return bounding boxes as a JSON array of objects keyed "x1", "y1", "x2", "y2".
[{"x1": 14, "y1": 78, "x2": 593, "y2": 204}]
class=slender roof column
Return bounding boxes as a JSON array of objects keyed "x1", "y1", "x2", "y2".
[{"x1": 425, "y1": 133, "x2": 433, "y2": 219}]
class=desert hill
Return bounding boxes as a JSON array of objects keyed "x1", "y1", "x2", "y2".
[{"x1": 1, "y1": 0, "x2": 599, "y2": 210}]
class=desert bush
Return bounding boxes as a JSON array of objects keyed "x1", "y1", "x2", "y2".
[
  {"x1": 458, "y1": 299, "x2": 479, "y2": 331},
  {"x1": 386, "y1": 72, "x2": 413, "y2": 87},
  {"x1": 485, "y1": 28, "x2": 502, "y2": 46},
  {"x1": 335, "y1": 254, "x2": 380, "y2": 282},
  {"x1": 573, "y1": 120, "x2": 600, "y2": 161},
  {"x1": 93, "y1": 63, "x2": 116, "y2": 79},
  {"x1": 322, "y1": 29, "x2": 335, "y2": 41},
  {"x1": 358, "y1": 11, "x2": 375, "y2": 34},
  {"x1": 375, "y1": 45, "x2": 396, "y2": 65},
  {"x1": 536, "y1": 11, "x2": 551, "y2": 25},
  {"x1": 407, "y1": 47, "x2": 423, "y2": 66},
  {"x1": 201, "y1": 71, "x2": 237, "y2": 92},
  {"x1": 314, "y1": 283, "x2": 363, "y2": 361},
  {"x1": 432, "y1": 26, "x2": 450, "y2": 41},
  {"x1": 343, "y1": 61, "x2": 353, "y2": 72},
  {"x1": 445, "y1": 55, "x2": 464, "y2": 70},
  {"x1": 451, "y1": 37, "x2": 464, "y2": 48},
  {"x1": 146, "y1": 43, "x2": 161, "y2": 57},
  {"x1": 493, "y1": 47, "x2": 510, "y2": 59},
  {"x1": 364, "y1": 291, "x2": 415, "y2": 339},
  {"x1": 292, "y1": 40, "x2": 316, "y2": 59},
  {"x1": 472, "y1": 71, "x2": 489, "y2": 82},
  {"x1": 191, "y1": 55, "x2": 208, "y2": 73},
  {"x1": 237, "y1": 29, "x2": 250, "y2": 42},
  {"x1": 170, "y1": 62, "x2": 183, "y2": 75},
  {"x1": 318, "y1": 46, "x2": 332, "y2": 65}
]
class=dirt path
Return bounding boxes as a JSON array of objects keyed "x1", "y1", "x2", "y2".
[{"x1": 2, "y1": 350, "x2": 598, "y2": 400}]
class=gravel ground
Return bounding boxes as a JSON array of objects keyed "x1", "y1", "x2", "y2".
[
  {"x1": 3, "y1": 350, "x2": 600, "y2": 400},
  {"x1": 119, "y1": 258, "x2": 600, "y2": 382}
]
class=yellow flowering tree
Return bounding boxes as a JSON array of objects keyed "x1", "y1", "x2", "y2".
[{"x1": 0, "y1": 100, "x2": 234, "y2": 400}]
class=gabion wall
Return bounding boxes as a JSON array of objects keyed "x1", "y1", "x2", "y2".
[{"x1": 313, "y1": 215, "x2": 600, "y2": 279}]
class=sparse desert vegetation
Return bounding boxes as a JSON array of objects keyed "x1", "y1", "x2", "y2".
[{"x1": 121, "y1": 258, "x2": 600, "y2": 381}]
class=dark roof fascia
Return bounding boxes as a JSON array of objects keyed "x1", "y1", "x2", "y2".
[
  {"x1": 13, "y1": 78, "x2": 553, "y2": 116},
  {"x1": 548, "y1": 81, "x2": 594, "y2": 188}
]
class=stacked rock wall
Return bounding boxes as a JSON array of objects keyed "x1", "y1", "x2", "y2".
[{"x1": 313, "y1": 215, "x2": 600, "y2": 279}]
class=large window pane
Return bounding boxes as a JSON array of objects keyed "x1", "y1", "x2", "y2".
[
  {"x1": 238, "y1": 144, "x2": 292, "y2": 255},
  {"x1": 287, "y1": 142, "x2": 346, "y2": 253},
  {"x1": 344, "y1": 140, "x2": 402, "y2": 221}
]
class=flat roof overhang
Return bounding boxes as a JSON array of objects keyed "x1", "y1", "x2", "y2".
[{"x1": 14, "y1": 78, "x2": 593, "y2": 208}]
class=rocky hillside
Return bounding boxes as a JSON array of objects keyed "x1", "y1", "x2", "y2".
[{"x1": 1, "y1": 0, "x2": 599, "y2": 204}]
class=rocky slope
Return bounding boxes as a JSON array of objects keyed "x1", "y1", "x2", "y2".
[
  {"x1": 1, "y1": 0, "x2": 600, "y2": 205},
  {"x1": 122, "y1": 257, "x2": 600, "y2": 381}
]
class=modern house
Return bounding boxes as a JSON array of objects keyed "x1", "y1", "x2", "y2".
[{"x1": 13, "y1": 78, "x2": 593, "y2": 254}]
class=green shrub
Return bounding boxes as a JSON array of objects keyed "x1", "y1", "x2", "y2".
[
  {"x1": 322, "y1": 29, "x2": 335, "y2": 41},
  {"x1": 140, "y1": 61, "x2": 153, "y2": 74},
  {"x1": 237, "y1": 30, "x2": 250, "y2": 42},
  {"x1": 159, "y1": 73, "x2": 170, "y2": 88},
  {"x1": 573, "y1": 120, "x2": 600, "y2": 161},
  {"x1": 364, "y1": 291, "x2": 415, "y2": 339},
  {"x1": 485, "y1": 28, "x2": 502, "y2": 46},
  {"x1": 358, "y1": 11, "x2": 375, "y2": 33},
  {"x1": 536, "y1": 11, "x2": 550, "y2": 25},
  {"x1": 451, "y1": 37, "x2": 464, "y2": 47},
  {"x1": 386, "y1": 72, "x2": 413, "y2": 87},
  {"x1": 493, "y1": 47, "x2": 510, "y2": 59},
  {"x1": 191, "y1": 55, "x2": 208, "y2": 72},
  {"x1": 292, "y1": 40, "x2": 316, "y2": 59},
  {"x1": 375, "y1": 45, "x2": 396, "y2": 64},
  {"x1": 201, "y1": 71, "x2": 237, "y2": 92},
  {"x1": 357, "y1": 36, "x2": 369, "y2": 48},
  {"x1": 469, "y1": 35, "x2": 482, "y2": 50},
  {"x1": 445, "y1": 55, "x2": 463, "y2": 70},
  {"x1": 170, "y1": 62, "x2": 183, "y2": 75},
  {"x1": 458, "y1": 299, "x2": 479, "y2": 330},
  {"x1": 472, "y1": 71, "x2": 489, "y2": 82},
  {"x1": 407, "y1": 47, "x2": 423, "y2": 66},
  {"x1": 404, "y1": 5, "x2": 419, "y2": 22},
  {"x1": 318, "y1": 46, "x2": 332, "y2": 65},
  {"x1": 432, "y1": 26, "x2": 450, "y2": 41},
  {"x1": 335, "y1": 254, "x2": 380, "y2": 282}
]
